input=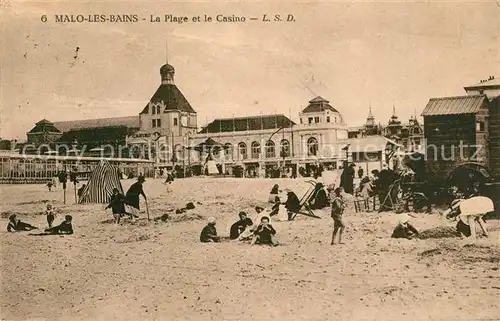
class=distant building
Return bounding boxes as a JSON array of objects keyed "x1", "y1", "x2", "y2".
[
  {"x1": 464, "y1": 76, "x2": 499, "y2": 100},
  {"x1": 22, "y1": 61, "x2": 400, "y2": 178},
  {"x1": 127, "y1": 63, "x2": 198, "y2": 162},
  {"x1": 194, "y1": 96, "x2": 397, "y2": 177},
  {"x1": 422, "y1": 75, "x2": 499, "y2": 179},
  {"x1": 488, "y1": 96, "x2": 500, "y2": 180},
  {"x1": 25, "y1": 117, "x2": 139, "y2": 157},
  {"x1": 422, "y1": 95, "x2": 489, "y2": 179},
  {"x1": 348, "y1": 106, "x2": 423, "y2": 153}
]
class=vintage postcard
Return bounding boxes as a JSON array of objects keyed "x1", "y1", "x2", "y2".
[{"x1": 1, "y1": 1, "x2": 499, "y2": 320}]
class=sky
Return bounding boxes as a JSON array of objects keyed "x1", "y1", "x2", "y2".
[{"x1": 1, "y1": 0, "x2": 499, "y2": 139}]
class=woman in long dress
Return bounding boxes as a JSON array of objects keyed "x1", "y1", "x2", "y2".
[{"x1": 445, "y1": 196, "x2": 493, "y2": 239}]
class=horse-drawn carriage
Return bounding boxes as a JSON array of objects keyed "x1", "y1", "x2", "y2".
[{"x1": 379, "y1": 153, "x2": 500, "y2": 214}]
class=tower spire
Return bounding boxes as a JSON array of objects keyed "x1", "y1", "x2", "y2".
[
  {"x1": 392, "y1": 104, "x2": 397, "y2": 118},
  {"x1": 165, "y1": 39, "x2": 169, "y2": 64}
]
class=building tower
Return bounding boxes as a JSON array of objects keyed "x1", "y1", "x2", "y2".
[
  {"x1": 363, "y1": 105, "x2": 380, "y2": 136},
  {"x1": 129, "y1": 59, "x2": 198, "y2": 164},
  {"x1": 385, "y1": 105, "x2": 403, "y2": 139}
]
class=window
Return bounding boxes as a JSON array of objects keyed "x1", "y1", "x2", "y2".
[
  {"x1": 307, "y1": 137, "x2": 318, "y2": 156},
  {"x1": 300, "y1": 118, "x2": 303, "y2": 124},
  {"x1": 326, "y1": 116, "x2": 330, "y2": 123},
  {"x1": 224, "y1": 143, "x2": 233, "y2": 160},
  {"x1": 476, "y1": 121, "x2": 485, "y2": 132},
  {"x1": 265, "y1": 140, "x2": 275, "y2": 158},
  {"x1": 308, "y1": 117, "x2": 313, "y2": 124},
  {"x1": 479, "y1": 89, "x2": 484, "y2": 95},
  {"x1": 280, "y1": 139, "x2": 290, "y2": 157},
  {"x1": 152, "y1": 119, "x2": 161, "y2": 128},
  {"x1": 157, "y1": 106, "x2": 161, "y2": 114},
  {"x1": 152, "y1": 105, "x2": 156, "y2": 115},
  {"x1": 251, "y1": 141, "x2": 261, "y2": 159},
  {"x1": 174, "y1": 118, "x2": 178, "y2": 126},
  {"x1": 238, "y1": 142, "x2": 247, "y2": 160},
  {"x1": 314, "y1": 117, "x2": 320, "y2": 123}
]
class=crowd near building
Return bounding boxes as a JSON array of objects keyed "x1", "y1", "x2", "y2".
[{"x1": 0, "y1": 59, "x2": 498, "y2": 183}]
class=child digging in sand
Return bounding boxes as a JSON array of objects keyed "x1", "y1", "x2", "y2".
[{"x1": 330, "y1": 188, "x2": 345, "y2": 245}]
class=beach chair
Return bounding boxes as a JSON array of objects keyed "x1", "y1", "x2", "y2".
[{"x1": 288, "y1": 181, "x2": 322, "y2": 220}]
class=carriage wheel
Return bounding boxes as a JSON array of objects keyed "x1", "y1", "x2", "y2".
[{"x1": 411, "y1": 194, "x2": 430, "y2": 213}]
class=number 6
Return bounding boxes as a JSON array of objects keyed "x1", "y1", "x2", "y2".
[{"x1": 41, "y1": 15, "x2": 47, "y2": 22}]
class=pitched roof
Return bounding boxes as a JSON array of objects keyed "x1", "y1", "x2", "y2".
[
  {"x1": 301, "y1": 96, "x2": 340, "y2": 113},
  {"x1": 56, "y1": 126, "x2": 132, "y2": 145},
  {"x1": 140, "y1": 84, "x2": 195, "y2": 114},
  {"x1": 421, "y1": 95, "x2": 488, "y2": 116},
  {"x1": 464, "y1": 77, "x2": 500, "y2": 89},
  {"x1": 28, "y1": 119, "x2": 61, "y2": 133},
  {"x1": 53, "y1": 116, "x2": 139, "y2": 132},
  {"x1": 198, "y1": 114, "x2": 295, "y2": 134}
]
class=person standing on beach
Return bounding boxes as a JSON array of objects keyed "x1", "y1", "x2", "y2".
[
  {"x1": 45, "y1": 204, "x2": 55, "y2": 228},
  {"x1": 330, "y1": 188, "x2": 345, "y2": 245},
  {"x1": 106, "y1": 188, "x2": 126, "y2": 224},
  {"x1": 125, "y1": 176, "x2": 147, "y2": 219},
  {"x1": 340, "y1": 163, "x2": 355, "y2": 194}
]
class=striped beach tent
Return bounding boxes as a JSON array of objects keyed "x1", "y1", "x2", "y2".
[{"x1": 78, "y1": 160, "x2": 124, "y2": 204}]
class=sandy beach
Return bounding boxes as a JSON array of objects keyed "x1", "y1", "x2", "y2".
[{"x1": 1, "y1": 178, "x2": 499, "y2": 321}]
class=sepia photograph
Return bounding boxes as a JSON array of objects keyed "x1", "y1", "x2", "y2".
[{"x1": 0, "y1": 1, "x2": 499, "y2": 320}]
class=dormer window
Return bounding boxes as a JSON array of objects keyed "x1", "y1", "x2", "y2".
[
  {"x1": 314, "y1": 117, "x2": 320, "y2": 123},
  {"x1": 326, "y1": 116, "x2": 330, "y2": 123},
  {"x1": 157, "y1": 106, "x2": 161, "y2": 114}
]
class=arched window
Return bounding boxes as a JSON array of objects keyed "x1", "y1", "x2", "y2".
[
  {"x1": 251, "y1": 141, "x2": 261, "y2": 159},
  {"x1": 238, "y1": 142, "x2": 247, "y2": 160},
  {"x1": 156, "y1": 105, "x2": 161, "y2": 114},
  {"x1": 307, "y1": 137, "x2": 318, "y2": 156},
  {"x1": 224, "y1": 143, "x2": 233, "y2": 160},
  {"x1": 280, "y1": 139, "x2": 290, "y2": 157},
  {"x1": 265, "y1": 140, "x2": 275, "y2": 158}
]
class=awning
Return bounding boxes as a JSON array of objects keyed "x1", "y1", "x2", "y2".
[{"x1": 188, "y1": 138, "x2": 229, "y2": 152}]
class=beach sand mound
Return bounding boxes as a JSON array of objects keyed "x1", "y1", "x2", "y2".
[
  {"x1": 1, "y1": 178, "x2": 500, "y2": 321},
  {"x1": 418, "y1": 226, "x2": 459, "y2": 239}
]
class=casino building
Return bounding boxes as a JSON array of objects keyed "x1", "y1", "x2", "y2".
[{"x1": 22, "y1": 61, "x2": 399, "y2": 178}]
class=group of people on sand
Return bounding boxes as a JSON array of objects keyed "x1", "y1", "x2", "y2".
[
  {"x1": 200, "y1": 206, "x2": 278, "y2": 246},
  {"x1": 7, "y1": 203, "x2": 73, "y2": 236},
  {"x1": 105, "y1": 176, "x2": 147, "y2": 224}
]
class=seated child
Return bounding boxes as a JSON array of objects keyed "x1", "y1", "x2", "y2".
[
  {"x1": 229, "y1": 211, "x2": 254, "y2": 240},
  {"x1": 106, "y1": 188, "x2": 126, "y2": 224},
  {"x1": 391, "y1": 214, "x2": 419, "y2": 239},
  {"x1": 200, "y1": 217, "x2": 220, "y2": 243},
  {"x1": 251, "y1": 216, "x2": 278, "y2": 246},
  {"x1": 44, "y1": 215, "x2": 74, "y2": 235},
  {"x1": 7, "y1": 214, "x2": 38, "y2": 232}
]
